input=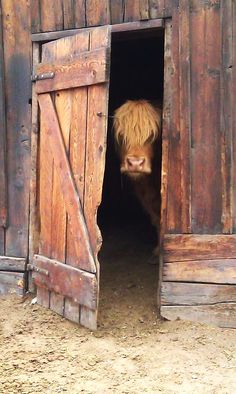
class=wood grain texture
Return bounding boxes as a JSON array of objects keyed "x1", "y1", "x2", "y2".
[
  {"x1": 36, "y1": 47, "x2": 109, "y2": 93},
  {"x1": 220, "y1": 1, "x2": 233, "y2": 234},
  {"x1": 0, "y1": 271, "x2": 25, "y2": 296},
  {"x1": 37, "y1": 74, "x2": 53, "y2": 308},
  {"x1": 66, "y1": 33, "x2": 90, "y2": 273},
  {"x1": 42, "y1": 37, "x2": 72, "y2": 315},
  {"x1": 35, "y1": 27, "x2": 111, "y2": 329},
  {"x1": 84, "y1": 27, "x2": 111, "y2": 256},
  {"x1": 2, "y1": 0, "x2": 31, "y2": 256},
  {"x1": 162, "y1": 282, "x2": 236, "y2": 306},
  {"x1": 179, "y1": 0, "x2": 191, "y2": 233},
  {"x1": 163, "y1": 259, "x2": 236, "y2": 284},
  {"x1": 190, "y1": 0, "x2": 222, "y2": 233},
  {"x1": 149, "y1": 0, "x2": 164, "y2": 19},
  {"x1": 123, "y1": 0, "x2": 140, "y2": 22},
  {"x1": 63, "y1": 0, "x2": 75, "y2": 29},
  {"x1": 33, "y1": 255, "x2": 97, "y2": 310},
  {"x1": 166, "y1": 8, "x2": 182, "y2": 233},
  {"x1": 110, "y1": 0, "x2": 124, "y2": 24},
  {"x1": 139, "y1": 0, "x2": 149, "y2": 20},
  {"x1": 160, "y1": 19, "x2": 172, "y2": 240},
  {"x1": 232, "y1": 0, "x2": 236, "y2": 233},
  {"x1": 0, "y1": 3, "x2": 7, "y2": 230},
  {"x1": 81, "y1": 26, "x2": 111, "y2": 328},
  {"x1": 40, "y1": 0, "x2": 63, "y2": 32},
  {"x1": 161, "y1": 303, "x2": 236, "y2": 328},
  {"x1": 31, "y1": 0, "x2": 41, "y2": 33},
  {"x1": 38, "y1": 93, "x2": 96, "y2": 273},
  {"x1": 158, "y1": 19, "x2": 172, "y2": 308},
  {"x1": 164, "y1": 234, "x2": 236, "y2": 261},
  {"x1": 164, "y1": 0, "x2": 178, "y2": 18},
  {"x1": 31, "y1": 0, "x2": 177, "y2": 33},
  {"x1": 0, "y1": 256, "x2": 26, "y2": 272},
  {"x1": 74, "y1": 0, "x2": 86, "y2": 28},
  {"x1": 29, "y1": 43, "x2": 40, "y2": 293},
  {"x1": 86, "y1": 0, "x2": 110, "y2": 26}
]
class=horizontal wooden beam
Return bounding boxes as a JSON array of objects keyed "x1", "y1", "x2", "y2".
[
  {"x1": 0, "y1": 271, "x2": 25, "y2": 296},
  {"x1": 111, "y1": 19, "x2": 164, "y2": 33},
  {"x1": 0, "y1": 256, "x2": 26, "y2": 272},
  {"x1": 33, "y1": 255, "x2": 97, "y2": 310},
  {"x1": 31, "y1": 19, "x2": 164, "y2": 42},
  {"x1": 161, "y1": 303, "x2": 236, "y2": 328},
  {"x1": 162, "y1": 282, "x2": 236, "y2": 305},
  {"x1": 163, "y1": 234, "x2": 236, "y2": 261},
  {"x1": 163, "y1": 259, "x2": 236, "y2": 284},
  {"x1": 36, "y1": 47, "x2": 109, "y2": 93}
]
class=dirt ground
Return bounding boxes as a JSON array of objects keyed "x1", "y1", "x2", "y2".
[{"x1": 1, "y1": 228, "x2": 236, "y2": 394}]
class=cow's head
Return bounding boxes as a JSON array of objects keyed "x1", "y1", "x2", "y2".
[{"x1": 113, "y1": 100, "x2": 161, "y2": 179}]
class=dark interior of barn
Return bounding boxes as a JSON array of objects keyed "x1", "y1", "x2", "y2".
[{"x1": 97, "y1": 29, "x2": 164, "y2": 323}]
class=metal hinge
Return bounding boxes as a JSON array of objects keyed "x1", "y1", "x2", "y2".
[
  {"x1": 27, "y1": 263, "x2": 49, "y2": 276},
  {"x1": 31, "y1": 71, "x2": 55, "y2": 82}
]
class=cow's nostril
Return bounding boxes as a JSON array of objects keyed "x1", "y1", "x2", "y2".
[{"x1": 127, "y1": 157, "x2": 145, "y2": 167}]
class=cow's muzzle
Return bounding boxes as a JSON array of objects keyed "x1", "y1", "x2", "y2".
[{"x1": 121, "y1": 156, "x2": 151, "y2": 174}]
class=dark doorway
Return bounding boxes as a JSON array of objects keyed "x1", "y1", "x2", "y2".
[{"x1": 98, "y1": 29, "x2": 164, "y2": 326}]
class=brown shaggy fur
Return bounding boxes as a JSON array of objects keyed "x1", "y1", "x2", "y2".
[{"x1": 113, "y1": 100, "x2": 161, "y2": 148}]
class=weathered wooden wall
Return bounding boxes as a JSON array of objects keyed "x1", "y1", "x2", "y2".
[
  {"x1": 30, "y1": 0, "x2": 175, "y2": 32},
  {"x1": 160, "y1": 0, "x2": 236, "y2": 327},
  {"x1": 0, "y1": 0, "x2": 31, "y2": 294},
  {"x1": 162, "y1": 0, "x2": 236, "y2": 236}
]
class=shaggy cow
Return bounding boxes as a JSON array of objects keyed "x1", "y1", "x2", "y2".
[{"x1": 113, "y1": 100, "x2": 162, "y2": 258}]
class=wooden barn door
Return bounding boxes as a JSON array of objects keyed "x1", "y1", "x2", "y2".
[{"x1": 32, "y1": 26, "x2": 111, "y2": 329}]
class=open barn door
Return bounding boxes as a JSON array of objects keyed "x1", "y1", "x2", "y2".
[{"x1": 32, "y1": 26, "x2": 111, "y2": 329}]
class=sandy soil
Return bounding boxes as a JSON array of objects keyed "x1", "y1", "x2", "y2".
[{"x1": 1, "y1": 228, "x2": 236, "y2": 394}]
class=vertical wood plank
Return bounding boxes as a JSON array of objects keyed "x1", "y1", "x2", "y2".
[
  {"x1": 86, "y1": 0, "x2": 110, "y2": 26},
  {"x1": 191, "y1": 0, "x2": 222, "y2": 234},
  {"x1": 232, "y1": 1, "x2": 236, "y2": 232},
  {"x1": 84, "y1": 26, "x2": 111, "y2": 257},
  {"x1": 124, "y1": 0, "x2": 140, "y2": 22},
  {"x1": 37, "y1": 102, "x2": 53, "y2": 308},
  {"x1": 74, "y1": 0, "x2": 86, "y2": 28},
  {"x1": 0, "y1": 3, "x2": 6, "y2": 254},
  {"x1": 220, "y1": 1, "x2": 233, "y2": 233},
  {"x1": 158, "y1": 19, "x2": 172, "y2": 312},
  {"x1": 166, "y1": 8, "x2": 182, "y2": 233},
  {"x1": 139, "y1": 0, "x2": 149, "y2": 20},
  {"x1": 28, "y1": 43, "x2": 40, "y2": 292},
  {"x1": 82, "y1": 26, "x2": 111, "y2": 328},
  {"x1": 66, "y1": 33, "x2": 90, "y2": 271},
  {"x1": 40, "y1": 0, "x2": 63, "y2": 32},
  {"x1": 41, "y1": 37, "x2": 75, "y2": 315},
  {"x1": 149, "y1": 0, "x2": 165, "y2": 19},
  {"x1": 160, "y1": 19, "x2": 172, "y2": 240},
  {"x1": 179, "y1": 0, "x2": 191, "y2": 232},
  {"x1": 110, "y1": 0, "x2": 124, "y2": 24},
  {"x1": 2, "y1": 0, "x2": 31, "y2": 256},
  {"x1": 64, "y1": 32, "x2": 90, "y2": 323},
  {"x1": 31, "y1": 0, "x2": 41, "y2": 33},
  {"x1": 63, "y1": 0, "x2": 75, "y2": 29},
  {"x1": 164, "y1": 0, "x2": 178, "y2": 18},
  {"x1": 0, "y1": 2, "x2": 7, "y2": 230}
]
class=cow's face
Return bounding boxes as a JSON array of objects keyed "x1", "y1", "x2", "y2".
[
  {"x1": 113, "y1": 100, "x2": 161, "y2": 179},
  {"x1": 119, "y1": 142, "x2": 155, "y2": 178}
]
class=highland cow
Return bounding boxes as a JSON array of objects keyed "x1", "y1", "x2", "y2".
[{"x1": 113, "y1": 100, "x2": 162, "y2": 258}]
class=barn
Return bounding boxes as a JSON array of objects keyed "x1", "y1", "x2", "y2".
[{"x1": 0, "y1": 0, "x2": 236, "y2": 330}]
